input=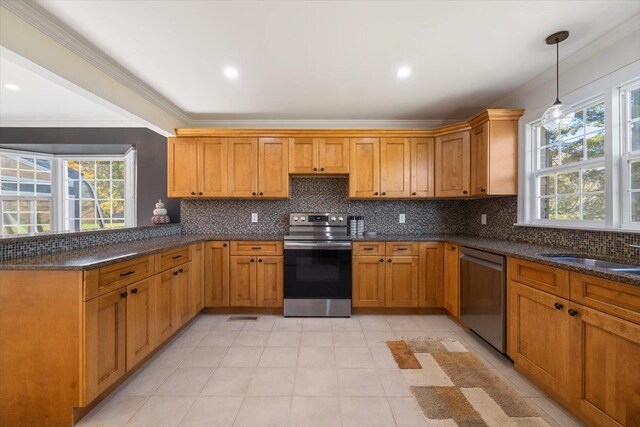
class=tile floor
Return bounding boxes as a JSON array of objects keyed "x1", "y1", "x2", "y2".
[{"x1": 77, "y1": 314, "x2": 584, "y2": 427}]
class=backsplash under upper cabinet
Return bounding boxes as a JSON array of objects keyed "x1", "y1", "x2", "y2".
[{"x1": 169, "y1": 108, "x2": 524, "y2": 200}]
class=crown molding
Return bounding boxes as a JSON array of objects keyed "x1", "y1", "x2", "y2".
[
  {"x1": 0, "y1": 0, "x2": 190, "y2": 124},
  {"x1": 0, "y1": 119, "x2": 142, "y2": 128},
  {"x1": 490, "y1": 12, "x2": 640, "y2": 108},
  {"x1": 185, "y1": 118, "x2": 458, "y2": 129}
]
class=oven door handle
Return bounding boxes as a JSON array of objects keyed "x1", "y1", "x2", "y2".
[{"x1": 284, "y1": 241, "x2": 352, "y2": 250}]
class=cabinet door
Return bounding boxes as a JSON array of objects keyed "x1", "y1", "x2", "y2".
[
  {"x1": 411, "y1": 137, "x2": 435, "y2": 198},
  {"x1": 257, "y1": 256, "x2": 283, "y2": 307},
  {"x1": 569, "y1": 304, "x2": 640, "y2": 426},
  {"x1": 385, "y1": 256, "x2": 419, "y2": 307},
  {"x1": 228, "y1": 138, "x2": 258, "y2": 197},
  {"x1": 229, "y1": 256, "x2": 257, "y2": 307},
  {"x1": 443, "y1": 243, "x2": 460, "y2": 317},
  {"x1": 155, "y1": 270, "x2": 175, "y2": 345},
  {"x1": 435, "y1": 131, "x2": 470, "y2": 197},
  {"x1": 352, "y1": 256, "x2": 386, "y2": 307},
  {"x1": 349, "y1": 138, "x2": 380, "y2": 198},
  {"x1": 258, "y1": 137, "x2": 289, "y2": 198},
  {"x1": 190, "y1": 244, "x2": 204, "y2": 316},
  {"x1": 126, "y1": 277, "x2": 156, "y2": 370},
  {"x1": 289, "y1": 137, "x2": 316, "y2": 174},
  {"x1": 507, "y1": 282, "x2": 570, "y2": 401},
  {"x1": 419, "y1": 242, "x2": 443, "y2": 307},
  {"x1": 84, "y1": 288, "x2": 127, "y2": 403},
  {"x1": 380, "y1": 138, "x2": 411, "y2": 198},
  {"x1": 204, "y1": 241, "x2": 230, "y2": 307},
  {"x1": 198, "y1": 137, "x2": 227, "y2": 197},
  {"x1": 173, "y1": 263, "x2": 191, "y2": 327},
  {"x1": 167, "y1": 138, "x2": 198, "y2": 197},
  {"x1": 470, "y1": 122, "x2": 489, "y2": 196},
  {"x1": 318, "y1": 138, "x2": 349, "y2": 174}
]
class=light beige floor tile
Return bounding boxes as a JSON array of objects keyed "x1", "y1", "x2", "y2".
[
  {"x1": 337, "y1": 368, "x2": 385, "y2": 396},
  {"x1": 530, "y1": 397, "x2": 584, "y2": 427},
  {"x1": 76, "y1": 393, "x2": 148, "y2": 426},
  {"x1": 233, "y1": 330, "x2": 270, "y2": 347},
  {"x1": 267, "y1": 331, "x2": 301, "y2": 347},
  {"x1": 118, "y1": 368, "x2": 174, "y2": 396},
  {"x1": 258, "y1": 346, "x2": 299, "y2": 368},
  {"x1": 378, "y1": 368, "x2": 411, "y2": 397},
  {"x1": 333, "y1": 331, "x2": 367, "y2": 347},
  {"x1": 199, "y1": 330, "x2": 239, "y2": 347},
  {"x1": 233, "y1": 396, "x2": 292, "y2": 427},
  {"x1": 335, "y1": 347, "x2": 375, "y2": 368},
  {"x1": 388, "y1": 397, "x2": 429, "y2": 427},
  {"x1": 247, "y1": 367, "x2": 296, "y2": 396},
  {"x1": 358, "y1": 316, "x2": 393, "y2": 331},
  {"x1": 273, "y1": 317, "x2": 303, "y2": 331},
  {"x1": 219, "y1": 346, "x2": 263, "y2": 367},
  {"x1": 340, "y1": 396, "x2": 396, "y2": 427},
  {"x1": 387, "y1": 316, "x2": 421, "y2": 332},
  {"x1": 125, "y1": 396, "x2": 195, "y2": 427},
  {"x1": 148, "y1": 346, "x2": 195, "y2": 370},
  {"x1": 201, "y1": 367, "x2": 254, "y2": 396},
  {"x1": 172, "y1": 329, "x2": 209, "y2": 347},
  {"x1": 331, "y1": 317, "x2": 362, "y2": 331},
  {"x1": 179, "y1": 346, "x2": 228, "y2": 368},
  {"x1": 364, "y1": 330, "x2": 399, "y2": 347},
  {"x1": 179, "y1": 396, "x2": 243, "y2": 427},
  {"x1": 242, "y1": 318, "x2": 276, "y2": 331},
  {"x1": 294, "y1": 367, "x2": 339, "y2": 396},
  {"x1": 291, "y1": 396, "x2": 341, "y2": 427},
  {"x1": 154, "y1": 367, "x2": 214, "y2": 396},
  {"x1": 498, "y1": 367, "x2": 544, "y2": 397},
  {"x1": 188, "y1": 315, "x2": 223, "y2": 331},
  {"x1": 301, "y1": 331, "x2": 333, "y2": 347},
  {"x1": 370, "y1": 346, "x2": 399, "y2": 368},
  {"x1": 298, "y1": 346, "x2": 336, "y2": 368},
  {"x1": 214, "y1": 320, "x2": 246, "y2": 331},
  {"x1": 411, "y1": 315, "x2": 461, "y2": 332},
  {"x1": 302, "y1": 318, "x2": 333, "y2": 331},
  {"x1": 395, "y1": 331, "x2": 436, "y2": 341}
]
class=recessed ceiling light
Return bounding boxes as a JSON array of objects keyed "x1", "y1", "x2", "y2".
[
  {"x1": 3, "y1": 83, "x2": 20, "y2": 91},
  {"x1": 224, "y1": 66, "x2": 239, "y2": 80},
  {"x1": 396, "y1": 66, "x2": 412, "y2": 79}
]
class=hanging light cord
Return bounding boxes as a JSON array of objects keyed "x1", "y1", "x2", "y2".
[{"x1": 555, "y1": 38, "x2": 560, "y2": 105}]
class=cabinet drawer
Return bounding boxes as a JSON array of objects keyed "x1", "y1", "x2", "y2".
[
  {"x1": 353, "y1": 242, "x2": 385, "y2": 256},
  {"x1": 386, "y1": 242, "x2": 419, "y2": 256},
  {"x1": 84, "y1": 256, "x2": 155, "y2": 300},
  {"x1": 570, "y1": 272, "x2": 640, "y2": 325},
  {"x1": 230, "y1": 241, "x2": 283, "y2": 256},
  {"x1": 156, "y1": 246, "x2": 191, "y2": 272},
  {"x1": 507, "y1": 257, "x2": 570, "y2": 298}
]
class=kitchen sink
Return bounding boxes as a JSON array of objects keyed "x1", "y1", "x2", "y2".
[{"x1": 540, "y1": 254, "x2": 640, "y2": 274}]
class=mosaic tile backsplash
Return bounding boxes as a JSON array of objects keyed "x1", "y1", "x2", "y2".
[
  {"x1": 0, "y1": 224, "x2": 181, "y2": 261},
  {"x1": 181, "y1": 178, "x2": 468, "y2": 235}
]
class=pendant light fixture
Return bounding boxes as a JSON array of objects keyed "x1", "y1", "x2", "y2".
[{"x1": 541, "y1": 31, "x2": 575, "y2": 132}]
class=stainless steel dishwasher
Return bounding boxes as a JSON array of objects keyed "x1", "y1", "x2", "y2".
[{"x1": 460, "y1": 247, "x2": 506, "y2": 354}]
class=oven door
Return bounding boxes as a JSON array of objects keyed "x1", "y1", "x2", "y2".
[{"x1": 284, "y1": 241, "x2": 352, "y2": 299}]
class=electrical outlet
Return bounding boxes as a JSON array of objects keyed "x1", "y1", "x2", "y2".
[
  {"x1": 399, "y1": 214, "x2": 406, "y2": 224},
  {"x1": 251, "y1": 213, "x2": 258, "y2": 223},
  {"x1": 481, "y1": 214, "x2": 487, "y2": 225}
]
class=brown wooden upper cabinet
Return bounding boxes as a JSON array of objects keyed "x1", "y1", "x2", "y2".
[
  {"x1": 289, "y1": 137, "x2": 349, "y2": 174},
  {"x1": 167, "y1": 137, "x2": 227, "y2": 197},
  {"x1": 470, "y1": 117, "x2": 519, "y2": 196},
  {"x1": 435, "y1": 131, "x2": 471, "y2": 197},
  {"x1": 228, "y1": 137, "x2": 289, "y2": 198},
  {"x1": 411, "y1": 137, "x2": 435, "y2": 198}
]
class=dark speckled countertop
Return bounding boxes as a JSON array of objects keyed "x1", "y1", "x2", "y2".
[{"x1": 1, "y1": 233, "x2": 638, "y2": 287}]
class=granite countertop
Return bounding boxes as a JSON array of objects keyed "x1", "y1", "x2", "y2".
[{"x1": 1, "y1": 233, "x2": 638, "y2": 287}]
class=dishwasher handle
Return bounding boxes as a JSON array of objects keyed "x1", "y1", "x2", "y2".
[{"x1": 460, "y1": 254, "x2": 504, "y2": 272}]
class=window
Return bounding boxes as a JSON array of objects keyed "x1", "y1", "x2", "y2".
[
  {"x1": 534, "y1": 100, "x2": 606, "y2": 224},
  {"x1": 524, "y1": 77, "x2": 640, "y2": 231},
  {"x1": 0, "y1": 149, "x2": 136, "y2": 236}
]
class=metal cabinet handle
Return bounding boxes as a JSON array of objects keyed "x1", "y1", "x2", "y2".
[
  {"x1": 379, "y1": 259, "x2": 384, "y2": 262},
  {"x1": 381, "y1": 192, "x2": 386, "y2": 195},
  {"x1": 554, "y1": 302, "x2": 563, "y2": 310},
  {"x1": 374, "y1": 192, "x2": 379, "y2": 195},
  {"x1": 250, "y1": 259, "x2": 255, "y2": 263},
  {"x1": 568, "y1": 309, "x2": 579, "y2": 316},
  {"x1": 173, "y1": 271, "x2": 179, "y2": 276},
  {"x1": 120, "y1": 270, "x2": 135, "y2": 277},
  {"x1": 313, "y1": 168, "x2": 318, "y2": 171},
  {"x1": 259, "y1": 192, "x2": 264, "y2": 196},
  {"x1": 480, "y1": 188, "x2": 486, "y2": 193},
  {"x1": 396, "y1": 248, "x2": 408, "y2": 251},
  {"x1": 388, "y1": 259, "x2": 392, "y2": 263},
  {"x1": 412, "y1": 192, "x2": 417, "y2": 195},
  {"x1": 198, "y1": 192, "x2": 203, "y2": 195},
  {"x1": 223, "y1": 243, "x2": 227, "y2": 247},
  {"x1": 363, "y1": 247, "x2": 374, "y2": 251},
  {"x1": 252, "y1": 192, "x2": 257, "y2": 196},
  {"x1": 320, "y1": 167, "x2": 325, "y2": 171},
  {"x1": 120, "y1": 292, "x2": 128, "y2": 299},
  {"x1": 463, "y1": 190, "x2": 468, "y2": 195},
  {"x1": 130, "y1": 288, "x2": 138, "y2": 295},
  {"x1": 191, "y1": 191, "x2": 196, "y2": 195},
  {"x1": 178, "y1": 268, "x2": 183, "y2": 273},
  {"x1": 258, "y1": 259, "x2": 263, "y2": 263},
  {"x1": 172, "y1": 255, "x2": 182, "y2": 259}
]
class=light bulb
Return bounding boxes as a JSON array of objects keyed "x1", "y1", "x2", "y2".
[{"x1": 541, "y1": 102, "x2": 575, "y2": 132}]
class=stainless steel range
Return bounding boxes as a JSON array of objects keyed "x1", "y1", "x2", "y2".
[{"x1": 283, "y1": 213, "x2": 352, "y2": 317}]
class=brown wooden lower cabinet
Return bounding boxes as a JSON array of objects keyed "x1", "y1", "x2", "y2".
[
  {"x1": 419, "y1": 242, "x2": 443, "y2": 307},
  {"x1": 84, "y1": 287, "x2": 128, "y2": 404},
  {"x1": 385, "y1": 256, "x2": 419, "y2": 307},
  {"x1": 257, "y1": 256, "x2": 284, "y2": 307},
  {"x1": 190, "y1": 243, "x2": 204, "y2": 315},
  {"x1": 204, "y1": 241, "x2": 230, "y2": 307},
  {"x1": 126, "y1": 277, "x2": 156, "y2": 369},
  {"x1": 443, "y1": 243, "x2": 460, "y2": 317},
  {"x1": 173, "y1": 262, "x2": 192, "y2": 327},
  {"x1": 230, "y1": 256, "x2": 258, "y2": 306},
  {"x1": 352, "y1": 255, "x2": 386, "y2": 307},
  {"x1": 156, "y1": 268, "x2": 176, "y2": 345},
  {"x1": 229, "y1": 254, "x2": 284, "y2": 307}
]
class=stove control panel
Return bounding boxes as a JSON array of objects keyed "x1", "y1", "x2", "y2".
[{"x1": 289, "y1": 213, "x2": 347, "y2": 226}]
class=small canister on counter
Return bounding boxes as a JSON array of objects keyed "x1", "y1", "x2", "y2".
[
  {"x1": 357, "y1": 216, "x2": 365, "y2": 235},
  {"x1": 349, "y1": 216, "x2": 357, "y2": 236}
]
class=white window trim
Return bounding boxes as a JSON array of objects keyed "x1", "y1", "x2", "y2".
[
  {"x1": 0, "y1": 148, "x2": 137, "y2": 235},
  {"x1": 518, "y1": 70, "x2": 640, "y2": 233},
  {"x1": 621, "y1": 80, "x2": 640, "y2": 229}
]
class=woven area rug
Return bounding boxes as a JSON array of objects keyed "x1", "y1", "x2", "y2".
[{"x1": 386, "y1": 339, "x2": 549, "y2": 426}]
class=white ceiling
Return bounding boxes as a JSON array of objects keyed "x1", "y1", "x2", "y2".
[
  {"x1": 0, "y1": 56, "x2": 137, "y2": 127},
  {"x1": 18, "y1": 1, "x2": 640, "y2": 122}
]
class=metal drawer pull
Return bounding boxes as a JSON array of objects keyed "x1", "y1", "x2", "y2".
[
  {"x1": 172, "y1": 255, "x2": 182, "y2": 259},
  {"x1": 251, "y1": 247, "x2": 262, "y2": 250},
  {"x1": 363, "y1": 247, "x2": 374, "y2": 251},
  {"x1": 120, "y1": 270, "x2": 135, "y2": 277},
  {"x1": 396, "y1": 248, "x2": 408, "y2": 251}
]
